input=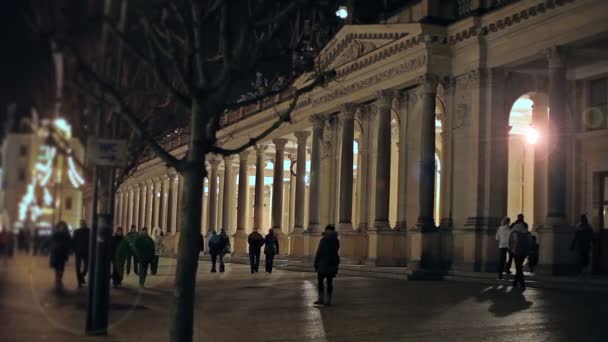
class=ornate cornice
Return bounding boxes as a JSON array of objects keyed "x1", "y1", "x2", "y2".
[{"x1": 448, "y1": 0, "x2": 578, "y2": 45}]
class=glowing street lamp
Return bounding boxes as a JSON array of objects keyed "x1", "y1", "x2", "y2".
[
  {"x1": 336, "y1": 6, "x2": 348, "y2": 19},
  {"x1": 524, "y1": 125, "x2": 539, "y2": 145}
]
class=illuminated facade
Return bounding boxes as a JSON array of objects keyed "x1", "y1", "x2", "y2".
[
  {"x1": 116, "y1": 0, "x2": 608, "y2": 275},
  {"x1": 0, "y1": 119, "x2": 85, "y2": 232}
]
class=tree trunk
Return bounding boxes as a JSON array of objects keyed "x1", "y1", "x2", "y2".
[{"x1": 170, "y1": 101, "x2": 206, "y2": 342}]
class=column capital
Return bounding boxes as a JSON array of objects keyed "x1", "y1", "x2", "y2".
[
  {"x1": 416, "y1": 73, "x2": 439, "y2": 94},
  {"x1": 392, "y1": 89, "x2": 410, "y2": 109},
  {"x1": 254, "y1": 144, "x2": 268, "y2": 155},
  {"x1": 161, "y1": 174, "x2": 170, "y2": 181},
  {"x1": 309, "y1": 114, "x2": 327, "y2": 128},
  {"x1": 545, "y1": 46, "x2": 565, "y2": 69},
  {"x1": 339, "y1": 103, "x2": 357, "y2": 117},
  {"x1": 145, "y1": 179, "x2": 154, "y2": 186},
  {"x1": 209, "y1": 158, "x2": 221, "y2": 168},
  {"x1": 272, "y1": 138, "x2": 288, "y2": 150},
  {"x1": 223, "y1": 154, "x2": 236, "y2": 163},
  {"x1": 239, "y1": 149, "x2": 251, "y2": 161},
  {"x1": 375, "y1": 90, "x2": 393, "y2": 109},
  {"x1": 294, "y1": 130, "x2": 311, "y2": 142}
]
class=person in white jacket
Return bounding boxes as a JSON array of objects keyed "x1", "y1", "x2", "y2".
[
  {"x1": 496, "y1": 217, "x2": 511, "y2": 280},
  {"x1": 151, "y1": 227, "x2": 164, "y2": 275}
]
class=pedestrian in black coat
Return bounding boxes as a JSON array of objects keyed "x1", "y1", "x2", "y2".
[
  {"x1": 314, "y1": 225, "x2": 340, "y2": 306},
  {"x1": 49, "y1": 221, "x2": 73, "y2": 291},
  {"x1": 572, "y1": 214, "x2": 594, "y2": 276},
  {"x1": 72, "y1": 220, "x2": 90, "y2": 288},
  {"x1": 248, "y1": 230, "x2": 265, "y2": 273},
  {"x1": 263, "y1": 229, "x2": 279, "y2": 273}
]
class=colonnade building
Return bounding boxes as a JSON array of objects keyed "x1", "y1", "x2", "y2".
[{"x1": 113, "y1": 0, "x2": 608, "y2": 275}]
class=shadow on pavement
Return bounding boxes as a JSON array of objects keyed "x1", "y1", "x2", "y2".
[{"x1": 475, "y1": 285, "x2": 533, "y2": 317}]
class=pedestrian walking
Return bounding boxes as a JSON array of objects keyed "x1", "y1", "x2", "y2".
[
  {"x1": 125, "y1": 225, "x2": 139, "y2": 275},
  {"x1": 134, "y1": 227, "x2": 155, "y2": 288},
  {"x1": 72, "y1": 220, "x2": 90, "y2": 288},
  {"x1": 509, "y1": 214, "x2": 532, "y2": 289},
  {"x1": 111, "y1": 227, "x2": 126, "y2": 288},
  {"x1": 151, "y1": 227, "x2": 164, "y2": 275},
  {"x1": 263, "y1": 229, "x2": 279, "y2": 273},
  {"x1": 571, "y1": 214, "x2": 594, "y2": 276},
  {"x1": 528, "y1": 235, "x2": 539, "y2": 273},
  {"x1": 496, "y1": 217, "x2": 511, "y2": 280},
  {"x1": 217, "y1": 229, "x2": 231, "y2": 273},
  {"x1": 200, "y1": 233, "x2": 205, "y2": 255},
  {"x1": 208, "y1": 231, "x2": 220, "y2": 272},
  {"x1": 248, "y1": 229, "x2": 264, "y2": 273},
  {"x1": 49, "y1": 221, "x2": 73, "y2": 292},
  {"x1": 314, "y1": 225, "x2": 340, "y2": 306}
]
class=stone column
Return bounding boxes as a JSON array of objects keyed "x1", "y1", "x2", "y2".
[
  {"x1": 328, "y1": 117, "x2": 340, "y2": 225},
  {"x1": 338, "y1": 104, "x2": 356, "y2": 231},
  {"x1": 293, "y1": 131, "x2": 310, "y2": 232},
  {"x1": 537, "y1": 47, "x2": 571, "y2": 275},
  {"x1": 217, "y1": 172, "x2": 224, "y2": 230},
  {"x1": 207, "y1": 159, "x2": 220, "y2": 232},
  {"x1": 152, "y1": 178, "x2": 161, "y2": 229},
  {"x1": 160, "y1": 175, "x2": 170, "y2": 232},
  {"x1": 128, "y1": 187, "x2": 135, "y2": 228},
  {"x1": 545, "y1": 47, "x2": 567, "y2": 223},
  {"x1": 133, "y1": 184, "x2": 140, "y2": 228},
  {"x1": 170, "y1": 174, "x2": 179, "y2": 234},
  {"x1": 176, "y1": 175, "x2": 184, "y2": 232},
  {"x1": 367, "y1": 90, "x2": 407, "y2": 266},
  {"x1": 373, "y1": 90, "x2": 394, "y2": 231},
  {"x1": 416, "y1": 75, "x2": 439, "y2": 230},
  {"x1": 253, "y1": 145, "x2": 267, "y2": 231},
  {"x1": 356, "y1": 106, "x2": 372, "y2": 231},
  {"x1": 139, "y1": 183, "x2": 147, "y2": 229},
  {"x1": 116, "y1": 191, "x2": 123, "y2": 227},
  {"x1": 290, "y1": 131, "x2": 310, "y2": 257},
  {"x1": 395, "y1": 90, "x2": 409, "y2": 230},
  {"x1": 288, "y1": 154, "x2": 297, "y2": 232},
  {"x1": 234, "y1": 150, "x2": 250, "y2": 255},
  {"x1": 146, "y1": 179, "x2": 154, "y2": 229},
  {"x1": 307, "y1": 116, "x2": 324, "y2": 233},
  {"x1": 271, "y1": 139, "x2": 287, "y2": 232},
  {"x1": 221, "y1": 156, "x2": 235, "y2": 232}
]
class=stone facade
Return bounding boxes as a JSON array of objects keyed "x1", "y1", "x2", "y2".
[{"x1": 115, "y1": 0, "x2": 608, "y2": 275}]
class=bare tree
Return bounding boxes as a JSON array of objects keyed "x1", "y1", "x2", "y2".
[{"x1": 63, "y1": 1, "x2": 340, "y2": 341}]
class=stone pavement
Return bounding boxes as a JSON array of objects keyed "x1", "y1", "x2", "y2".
[{"x1": 1, "y1": 254, "x2": 608, "y2": 342}]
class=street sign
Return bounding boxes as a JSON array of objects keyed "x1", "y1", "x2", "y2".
[{"x1": 86, "y1": 137, "x2": 127, "y2": 167}]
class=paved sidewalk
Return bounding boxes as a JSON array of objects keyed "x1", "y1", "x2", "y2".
[{"x1": 2, "y1": 255, "x2": 608, "y2": 341}]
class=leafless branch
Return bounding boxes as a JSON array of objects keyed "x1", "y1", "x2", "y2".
[
  {"x1": 77, "y1": 58, "x2": 186, "y2": 171},
  {"x1": 209, "y1": 70, "x2": 335, "y2": 155}
]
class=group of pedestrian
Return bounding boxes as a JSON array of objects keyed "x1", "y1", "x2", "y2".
[
  {"x1": 246, "y1": 228, "x2": 279, "y2": 274},
  {"x1": 207, "y1": 229, "x2": 231, "y2": 272},
  {"x1": 497, "y1": 213, "x2": 597, "y2": 289},
  {"x1": 0, "y1": 228, "x2": 14, "y2": 259},
  {"x1": 496, "y1": 214, "x2": 538, "y2": 289},
  {"x1": 111, "y1": 225, "x2": 165, "y2": 288}
]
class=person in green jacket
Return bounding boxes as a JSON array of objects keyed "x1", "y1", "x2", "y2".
[{"x1": 134, "y1": 227, "x2": 155, "y2": 288}]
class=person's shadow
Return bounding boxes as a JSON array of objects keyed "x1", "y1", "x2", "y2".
[{"x1": 476, "y1": 285, "x2": 533, "y2": 317}]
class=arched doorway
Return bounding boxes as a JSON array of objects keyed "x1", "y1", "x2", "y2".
[{"x1": 507, "y1": 93, "x2": 549, "y2": 227}]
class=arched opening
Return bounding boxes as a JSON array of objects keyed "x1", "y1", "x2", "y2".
[{"x1": 507, "y1": 93, "x2": 548, "y2": 227}]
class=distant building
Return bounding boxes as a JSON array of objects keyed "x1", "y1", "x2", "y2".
[{"x1": 0, "y1": 119, "x2": 85, "y2": 232}]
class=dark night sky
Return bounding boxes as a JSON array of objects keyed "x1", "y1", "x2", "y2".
[{"x1": 0, "y1": 1, "x2": 56, "y2": 140}]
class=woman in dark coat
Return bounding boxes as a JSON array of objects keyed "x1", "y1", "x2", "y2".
[
  {"x1": 263, "y1": 229, "x2": 279, "y2": 273},
  {"x1": 49, "y1": 221, "x2": 73, "y2": 291},
  {"x1": 314, "y1": 225, "x2": 340, "y2": 306}
]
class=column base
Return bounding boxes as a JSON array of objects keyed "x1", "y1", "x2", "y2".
[
  {"x1": 306, "y1": 230, "x2": 323, "y2": 257},
  {"x1": 273, "y1": 229, "x2": 289, "y2": 257},
  {"x1": 407, "y1": 228, "x2": 441, "y2": 270},
  {"x1": 288, "y1": 229, "x2": 307, "y2": 257},
  {"x1": 366, "y1": 229, "x2": 407, "y2": 266},
  {"x1": 339, "y1": 230, "x2": 368, "y2": 262},
  {"x1": 232, "y1": 230, "x2": 248, "y2": 257},
  {"x1": 372, "y1": 220, "x2": 391, "y2": 231},
  {"x1": 536, "y1": 218, "x2": 577, "y2": 276},
  {"x1": 337, "y1": 222, "x2": 353, "y2": 232}
]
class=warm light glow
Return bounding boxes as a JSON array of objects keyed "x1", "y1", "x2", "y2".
[
  {"x1": 53, "y1": 117, "x2": 72, "y2": 138},
  {"x1": 525, "y1": 126, "x2": 539, "y2": 145},
  {"x1": 336, "y1": 6, "x2": 348, "y2": 19}
]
